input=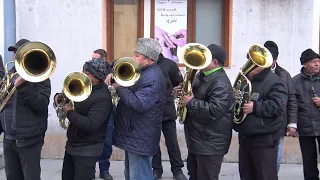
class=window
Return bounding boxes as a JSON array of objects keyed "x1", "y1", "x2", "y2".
[
  {"x1": 150, "y1": 0, "x2": 232, "y2": 68},
  {"x1": 105, "y1": 0, "x2": 144, "y2": 61}
]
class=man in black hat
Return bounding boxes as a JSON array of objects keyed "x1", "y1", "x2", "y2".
[
  {"x1": 54, "y1": 59, "x2": 113, "y2": 180},
  {"x1": 182, "y1": 44, "x2": 234, "y2": 180},
  {"x1": 0, "y1": 38, "x2": 51, "y2": 180},
  {"x1": 292, "y1": 48, "x2": 320, "y2": 180},
  {"x1": 152, "y1": 53, "x2": 187, "y2": 180},
  {"x1": 233, "y1": 46, "x2": 288, "y2": 180},
  {"x1": 263, "y1": 40, "x2": 298, "y2": 173}
]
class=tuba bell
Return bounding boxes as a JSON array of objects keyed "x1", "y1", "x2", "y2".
[
  {"x1": 54, "y1": 72, "x2": 92, "y2": 130},
  {"x1": 0, "y1": 41, "x2": 56, "y2": 112},
  {"x1": 176, "y1": 43, "x2": 212, "y2": 124},
  {"x1": 109, "y1": 57, "x2": 140, "y2": 106},
  {"x1": 233, "y1": 44, "x2": 273, "y2": 124}
]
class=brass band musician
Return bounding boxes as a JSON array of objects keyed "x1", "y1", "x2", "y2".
[
  {"x1": 54, "y1": 59, "x2": 113, "y2": 180},
  {"x1": 0, "y1": 39, "x2": 52, "y2": 180}
]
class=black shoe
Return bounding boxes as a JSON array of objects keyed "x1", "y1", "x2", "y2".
[
  {"x1": 153, "y1": 172, "x2": 162, "y2": 179},
  {"x1": 100, "y1": 173, "x2": 113, "y2": 180},
  {"x1": 173, "y1": 173, "x2": 188, "y2": 180}
]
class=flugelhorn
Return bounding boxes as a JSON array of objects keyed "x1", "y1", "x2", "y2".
[
  {"x1": 176, "y1": 43, "x2": 212, "y2": 124},
  {"x1": 0, "y1": 41, "x2": 56, "y2": 112},
  {"x1": 54, "y1": 72, "x2": 92, "y2": 129},
  {"x1": 233, "y1": 44, "x2": 273, "y2": 124}
]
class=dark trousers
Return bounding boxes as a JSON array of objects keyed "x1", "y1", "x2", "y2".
[
  {"x1": 62, "y1": 151, "x2": 99, "y2": 180},
  {"x1": 3, "y1": 138, "x2": 43, "y2": 180},
  {"x1": 187, "y1": 153, "x2": 224, "y2": 180},
  {"x1": 152, "y1": 120, "x2": 184, "y2": 175},
  {"x1": 238, "y1": 134, "x2": 279, "y2": 180},
  {"x1": 299, "y1": 136, "x2": 320, "y2": 180},
  {"x1": 97, "y1": 114, "x2": 114, "y2": 174}
]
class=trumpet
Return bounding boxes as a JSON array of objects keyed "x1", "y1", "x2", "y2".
[
  {"x1": 54, "y1": 72, "x2": 92, "y2": 129},
  {"x1": 0, "y1": 41, "x2": 56, "y2": 112},
  {"x1": 109, "y1": 57, "x2": 140, "y2": 106}
]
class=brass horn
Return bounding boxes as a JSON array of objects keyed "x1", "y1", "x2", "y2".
[
  {"x1": 54, "y1": 72, "x2": 92, "y2": 130},
  {"x1": 0, "y1": 41, "x2": 56, "y2": 112},
  {"x1": 110, "y1": 57, "x2": 141, "y2": 106},
  {"x1": 233, "y1": 44, "x2": 273, "y2": 124},
  {"x1": 176, "y1": 43, "x2": 212, "y2": 124}
]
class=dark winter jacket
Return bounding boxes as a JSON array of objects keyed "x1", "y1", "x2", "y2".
[
  {"x1": 64, "y1": 82, "x2": 113, "y2": 156},
  {"x1": 113, "y1": 64, "x2": 166, "y2": 156},
  {"x1": 293, "y1": 68, "x2": 320, "y2": 136},
  {"x1": 184, "y1": 69, "x2": 234, "y2": 155},
  {"x1": 157, "y1": 54, "x2": 183, "y2": 121}
]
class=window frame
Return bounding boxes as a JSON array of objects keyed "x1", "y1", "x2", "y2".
[
  {"x1": 150, "y1": 0, "x2": 233, "y2": 68},
  {"x1": 105, "y1": 0, "x2": 145, "y2": 62}
]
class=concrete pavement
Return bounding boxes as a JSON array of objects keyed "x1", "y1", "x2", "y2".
[{"x1": 0, "y1": 159, "x2": 306, "y2": 180}]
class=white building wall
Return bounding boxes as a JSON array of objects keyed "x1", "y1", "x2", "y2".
[
  {"x1": 12, "y1": 0, "x2": 320, "y2": 161},
  {"x1": 15, "y1": 0, "x2": 103, "y2": 132},
  {"x1": 229, "y1": 0, "x2": 319, "y2": 83}
]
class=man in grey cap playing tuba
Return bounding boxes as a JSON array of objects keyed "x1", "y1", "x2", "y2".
[{"x1": 107, "y1": 38, "x2": 166, "y2": 180}]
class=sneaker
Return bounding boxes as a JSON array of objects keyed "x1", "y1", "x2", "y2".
[
  {"x1": 173, "y1": 173, "x2": 188, "y2": 180},
  {"x1": 100, "y1": 173, "x2": 113, "y2": 180}
]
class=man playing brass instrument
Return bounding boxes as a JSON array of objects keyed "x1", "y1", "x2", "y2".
[
  {"x1": 233, "y1": 53, "x2": 288, "y2": 180},
  {"x1": 181, "y1": 44, "x2": 234, "y2": 180},
  {"x1": 0, "y1": 39, "x2": 51, "y2": 180},
  {"x1": 54, "y1": 59, "x2": 113, "y2": 180},
  {"x1": 91, "y1": 48, "x2": 114, "y2": 180},
  {"x1": 106, "y1": 38, "x2": 166, "y2": 180}
]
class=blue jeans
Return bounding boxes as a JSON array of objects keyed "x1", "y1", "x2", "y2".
[
  {"x1": 277, "y1": 136, "x2": 284, "y2": 173},
  {"x1": 124, "y1": 151, "x2": 153, "y2": 180},
  {"x1": 96, "y1": 114, "x2": 114, "y2": 175}
]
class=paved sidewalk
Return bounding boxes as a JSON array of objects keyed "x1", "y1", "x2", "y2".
[{"x1": 0, "y1": 159, "x2": 305, "y2": 180}]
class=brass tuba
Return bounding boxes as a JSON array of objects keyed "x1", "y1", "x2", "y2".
[
  {"x1": 176, "y1": 43, "x2": 212, "y2": 124},
  {"x1": 109, "y1": 57, "x2": 140, "y2": 106},
  {"x1": 54, "y1": 72, "x2": 92, "y2": 130},
  {"x1": 233, "y1": 44, "x2": 273, "y2": 124},
  {"x1": 0, "y1": 41, "x2": 56, "y2": 112}
]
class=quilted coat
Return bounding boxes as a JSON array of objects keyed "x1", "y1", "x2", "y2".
[{"x1": 113, "y1": 64, "x2": 166, "y2": 156}]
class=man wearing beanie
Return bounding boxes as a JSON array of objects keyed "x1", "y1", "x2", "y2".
[
  {"x1": 182, "y1": 44, "x2": 234, "y2": 180},
  {"x1": 263, "y1": 40, "x2": 298, "y2": 173},
  {"x1": 111, "y1": 38, "x2": 166, "y2": 180},
  {"x1": 233, "y1": 45, "x2": 288, "y2": 180},
  {"x1": 54, "y1": 59, "x2": 113, "y2": 180},
  {"x1": 292, "y1": 48, "x2": 320, "y2": 180}
]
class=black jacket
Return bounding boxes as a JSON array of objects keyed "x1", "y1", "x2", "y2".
[
  {"x1": 64, "y1": 82, "x2": 113, "y2": 156},
  {"x1": 0, "y1": 77, "x2": 51, "y2": 147},
  {"x1": 273, "y1": 63, "x2": 298, "y2": 135},
  {"x1": 0, "y1": 55, "x2": 5, "y2": 79},
  {"x1": 184, "y1": 69, "x2": 234, "y2": 156},
  {"x1": 233, "y1": 69, "x2": 288, "y2": 136},
  {"x1": 293, "y1": 68, "x2": 320, "y2": 136},
  {"x1": 157, "y1": 54, "x2": 183, "y2": 121}
]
